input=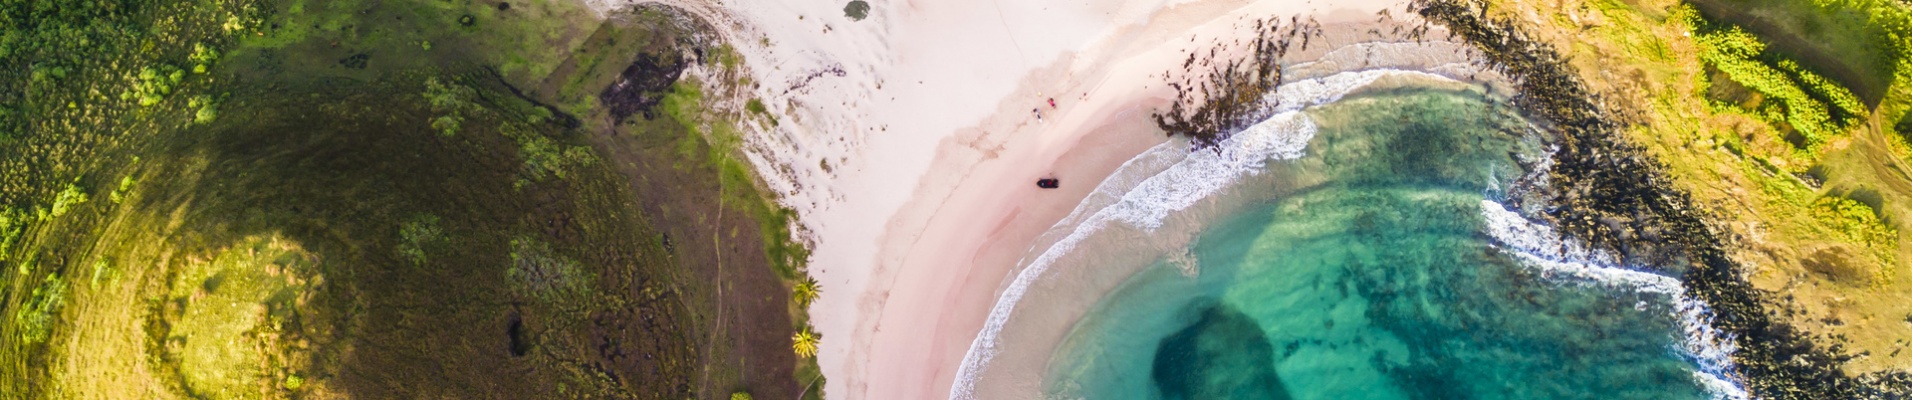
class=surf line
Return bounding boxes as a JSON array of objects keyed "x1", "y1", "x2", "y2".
[{"x1": 948, "y1": 69, "x2": 1423, "y2": 400}]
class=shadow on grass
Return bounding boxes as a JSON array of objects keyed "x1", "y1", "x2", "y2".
[{"x1": 132, "y1": 74, "x2": 702, "y2": 398}]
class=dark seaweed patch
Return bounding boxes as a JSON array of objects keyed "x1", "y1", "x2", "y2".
[
  {"x1": 1151, "y1": 302, "x2": 1292, "y2": 400},
  {"x1": 1152, "y1": 18, "x2": 1321, "y2": 151}
]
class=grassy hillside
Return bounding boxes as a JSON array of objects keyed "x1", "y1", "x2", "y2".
[
  {"x1": 0, "y1": 0, "x2": 815, "y2": 398},
  {"x1": 1462, "y1": 0, "x2": 1912, "y2": 383}
]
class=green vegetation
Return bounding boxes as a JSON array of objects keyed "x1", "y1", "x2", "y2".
[
  {"x1": 657, "y1": 78, "x2": 811, "y2": 281},
  {"x1": 161, "y1": 236, "x2": 318, "y2": 399},
  {"x1": 109, "y1": 176, "x2": 135, "y2": 204},
  {"x1": 642, "y1": 44, "x2": 823, "y2": 398},
  {"x1": 12, "y1": 273, "x2": 65, "y2": 345},
  {"x1": 188, "y1": 95, "x2": 218, "y2": 124},
  {"x1": 189, "y1": 42, "x2": 220, "y2": 74},
  {"x1": 791, "y1": 329, "x2": 818, "y2": 358},
  {"x1": 0, "y1": 0, "x2": 762, "y2": 397},
  {"x1": 1686, "y1": 11, "x2": 1864, "y2": 149},
  {"x1": 128, "y1": 65, "x2": 186, "y2": 107},
  {"x1": 425, "y1": 77, "x2": 478, "y2": 136},
  {"x1": 397, "y1": 214, "x2": 444, "y2": 265},
  {"x1": 513, "y1": 129, "x2": 600, "y2": 182},
  {"x1": 731, "y1": 392, "x2": 754, "y2": 400},
  {"x1": 507, "y1": 237, "x2": 592, "y2": 305},
  {"x1": 0, "y1": 0, "x2": 812, "y2": 397},
  {"x1": 87, "y1": 257, "x2": 115, "y2": 290},
  {"x1": 1809, "y1": 195, "x2": 1897, "y2": 264},
  {"x1": 0, "y1": 207, "x2": 24, "y2": 260},
  {"x1": 37, "y1": 181, "x2": 87, "y2": 221}
]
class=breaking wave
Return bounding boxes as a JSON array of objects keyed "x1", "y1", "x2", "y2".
[
  {"x1": 1478, "y1": 199, "x2": 1748, "y2": 400},
  {"x1": 949, "y1": 69, "x2": 1443, "y2": 400}
]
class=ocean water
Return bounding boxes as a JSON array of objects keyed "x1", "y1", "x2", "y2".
[{"x1": 956, "y1": 71, "x2": 1741, "y2": 400}]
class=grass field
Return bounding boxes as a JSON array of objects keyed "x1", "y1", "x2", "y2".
[{"x1": 0, "y1": 0, "x2": 816, "y2": 398}]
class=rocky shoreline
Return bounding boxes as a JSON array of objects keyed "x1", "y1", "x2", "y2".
[{"x1": 1406, "y1": 0, "x2": 1912, "y2": 397}]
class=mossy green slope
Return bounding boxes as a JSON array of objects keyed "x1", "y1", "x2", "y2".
[{"x1": 1, "y1": 0, "x2": 811, "y2": 398}]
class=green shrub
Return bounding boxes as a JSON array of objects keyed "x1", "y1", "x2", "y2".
[
  {"x1": 1811, "y1": 195, "x2": 1897, "y2": 258},
  {"x1": 731, "y1": 392, "x2": 753, "y2": 400},
  {"x1": 0, "y1": 207, "x2": 24, "y2": 260},
  {"x1": 189, "y1": 95, "x2": 219, "y2": 124},
  {"x1": 507, "y1": 238, "x2": 591, "y2": 304},
  {"x1": 423, "y1": 77, "x2": 477, "y2": 136},
  {"x1": 792, "y1": 277, "x2": 819, "y2": 307},
  {"x1": 89, "y1": 257, "x2": 117, "y2": 289},
  {"x1": 1680, "y1": 10, "x2": 1865, "y2": 147},
  {"x1": 398, "y1": 214, "x2": 445, "y2": 265},
  {"x1": 516, "y1": 133, "x2": 598, "y2": 181},
  {"x1": 110, "y1": 175, "x2": 136, "y2": 204},
  {"x1": 127, "y1": 64, "x2": 184, "y2": 106},
  {"x1": 38, "y1": 181, "x2": 88, "y2": 221},
  {"x1": 791, "y1": 328, "x2": 819, "y2": 358},
  {"x1": 14, "y1": 273, "x2": 68, "y2": 344},
  {"x1": 189, "y1": 42, "x2": 220, "y2": 74}
]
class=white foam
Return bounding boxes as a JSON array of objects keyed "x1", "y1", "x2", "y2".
[
  {"x1": 1479, "y1": 200, "x2": 1748, "y2": 400},
  {"x1": 949, "y1": 68, "x2": 1445, "y2": 400}
]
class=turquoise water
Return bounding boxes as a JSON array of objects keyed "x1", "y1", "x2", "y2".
[{"x1": 1041, "y1": 85, "x2": 1717, "y2": 400}]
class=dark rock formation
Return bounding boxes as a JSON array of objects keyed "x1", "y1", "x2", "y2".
[{"x1": 1408, "y1": 0, "x2": 1910, "y2": 397}]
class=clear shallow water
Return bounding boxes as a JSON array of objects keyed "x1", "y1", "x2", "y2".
[{"x1": 1037, "y1": 84, "x2": 1721, "y2": 400}]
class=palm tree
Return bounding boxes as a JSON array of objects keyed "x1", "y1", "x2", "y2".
[
  {"x1": 792, "y1": 328, "x2": 819, "y2": 358},
  {"x1": 792, "y1": 278, "x2": 820, "y2": 307}
]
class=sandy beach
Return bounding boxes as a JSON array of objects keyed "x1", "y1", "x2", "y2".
[{"x1": 602, "y1": 0, "x2": 1436, "y2": 398}]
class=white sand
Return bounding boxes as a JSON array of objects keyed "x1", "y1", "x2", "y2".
[{"x1": 586, "y1": 0, "x2": 1426, "y2": 398}]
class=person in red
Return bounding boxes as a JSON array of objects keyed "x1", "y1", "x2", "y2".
[{"x1": 1048, "y1": 98, "x2": 1056, "y2": 108}]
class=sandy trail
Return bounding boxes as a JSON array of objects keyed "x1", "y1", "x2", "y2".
[{"x1": 585, "y1": 0, "x2": 1424, "y2": 398}]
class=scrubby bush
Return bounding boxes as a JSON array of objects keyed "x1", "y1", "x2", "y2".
[
  {"x1": 13, "y1": 273, "x2": 68, "y2": 344},
  {"x1": 126, "y1": 64, "x2": 185, "y2": 106},
  {"x1": 0, "y1": 207, "x2": 24, "y2": 260},
  {"x1": 731, "y1": 392, "x2": 753, "y2": 400},
  {"x1": 89, "y1": 257, "x2": 116, "y2": 289},
  {"x1": 1811, "y1": 195, "x2": 1897, "y2": 259},
  {"x1": 516, "y1": 133, "x2": 598, "y2": 181},
  {"x1": 189, "y1": 95, "x2": 218, "y2": 124},
  {"x1": 1682, "y1": 9, "x2": 1867, "y2": 148},
  {"x1": 109, "y1": 175, "x2": 135, "y2": 204},
  {"x1": 423, "y1": 77, "x2": 477, "y2": 136},
  {"x1": 507, "y1": 238, "x2": 591, "y2": 303},
  {"x1": 189, "y1": 42, "x2": 220, "y2": 74},
  {"x1": 38, "y1": 181, "x2": 88, "y2": 221},
  {"x1": 397, "y1": 214, "x2": 444, "y2": 265}
]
